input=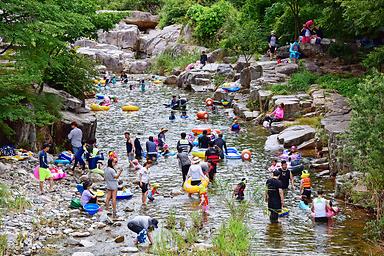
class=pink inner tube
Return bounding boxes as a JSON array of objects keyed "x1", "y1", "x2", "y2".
[{"x1": 33, "y1": 165, "x2": 67, "y2": 180}]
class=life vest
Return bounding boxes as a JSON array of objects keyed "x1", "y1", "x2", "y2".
[
  {"x1": 206, "y1": 153, "x2": 220, "y2": 165},
  {"x1": 178, "y1": 139, "x2": 190, "y2": 152},
  {"x1": 302, "y1": 177, "x2": 311, "y2": 188}
]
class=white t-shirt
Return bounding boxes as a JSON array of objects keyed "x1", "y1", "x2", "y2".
[
  {"x1": 139, "y1": 167, "x2": 150, "y2": 183},
  {"x1": 270, "y1": 36, "x2": 277, "y2": 47},
  {"x1": 187, "y1": 164, "x2": 204, "y2": 181}
]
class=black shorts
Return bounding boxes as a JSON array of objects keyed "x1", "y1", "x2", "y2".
[
  {"x1": 191, "y1": 180, "x2": 201, "y2": 186},
  {"x1": 140, "y1": 183, "x2": 148, "y2": 193},
  {"x1": 314, "y1": 217, "x2": 328, "y2": 223},
  {"x1": 269, "y1": 46, "x2": 276, "y2": 53},
  {"x1": 302, "y1": 188, "x2": 311, "y2": 198}
]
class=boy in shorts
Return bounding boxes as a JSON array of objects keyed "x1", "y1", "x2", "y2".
[{"x1": 38, "y1": 144, "x2": 54, "y2": 194}]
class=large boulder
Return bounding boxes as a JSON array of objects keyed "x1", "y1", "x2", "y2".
[
  {"x1": 177, "y1": 70, "x2": 212, "y2": 90},
  {"x1": 275, "y1": 63, "x2": 298, "y2": 75},
  {"x1": 74, "y1": 39, "x2": 97, "y2": 48},
  {"x1": 272, "y1": 95, "x2": 300, "y2": 119},
  {"x1": 265, "y1": 134, "x2": 284, "y2": 151},
  {"x1": 164, "y1": 75, "x2": 178, "y2": 85},
  {"x1": 123, "y1": 11, "x2": 159, "y2": 30},
  {"x1": 140, "y1": 25, "x2": 181, "y2": 56},
  {"x1": 240, "y1": 65, "x2": 262, "y2": 88},
  {"x1": 98, "y1": 23, "x2": 140, "y2": 50},
  {"x1": 43, "y1": 87, "x2": 82, "y2": 112},
  {"x1": 124, "y1": 59, "x2": 150, "y2": 74},
  {"x1": 277, "y1": 125, "x2": 316, "y2": 147},
  {"x1": 207, "y1": 48, "x2": 224, "y2": 63}
]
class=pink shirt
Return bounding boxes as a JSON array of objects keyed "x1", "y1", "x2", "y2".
[{"x1": 273, "y1": 106, "x2": 284, "y2": 119}]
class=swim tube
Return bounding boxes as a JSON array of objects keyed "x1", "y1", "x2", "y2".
[
  {"x1": 191, "y1": 127, "x2": 211, "y2": 135},
  {"x1": 183, "y1": 178, "x2": 209, "y2": 194},
  {"x1": 90, "y1": 103, "x2": 110, "y2": 111},
  {"x1": 122, "y1": 105, "x2": 140, "y2": 111}
]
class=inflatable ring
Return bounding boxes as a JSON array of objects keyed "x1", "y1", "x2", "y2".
[
  {"x1": 278, "y1": 208, "x2": 289, "y2": 217},
  {"x1": 241, "y1": 149, "x2": 252, "y2": 161},
  {"x1": 212, "y1": 129, "x2": 222, "y2": 135},
  {"x1": 153, "y1": 80, "x2": 162, "y2": 84},
  {"x1": 93, "y1": 80, "x2": 99, "y2": 84},
  {"x1": 95, "y1": 93, "x2": 105, "y2": 100},
  {"x1": 183, "y1": 178, "x2": 209, "y2": 194},
  {"x1": 192, "y1": 127, "x2": 211, "y2": 135},
  {"x1": 225, "y1": 147, "x2": 242, "y2": 160},
  {"x1": 58, "y1": 151, "x2": 73, "y2": 161},
  {"x1": 191, "y1": 149, "x2": 207, "y2": 158},
  {"x1": 205, "y1": 98, "x2": 214, "y2": 106},
  {"x1": 196, "y1": 111, "x2": 208, "y2": 120},
  {"x1": 33, "y1": 166, "x2": 67, "y2": 180},
  {"x1": 90, "y1": 103, "x2": 110, "y2": 111},
  {"x1": 54, "y1": 159, "x2": 70, "y2": 165},
  {"x1": 122, "y1": 105, "x2": 140, "y2": 111},
  {"x1": 117, "y1": 190, "x2": 133, "y2": 200},
  {"x1": 91, "y1": 190, "x2": 105, "y2": 197}
]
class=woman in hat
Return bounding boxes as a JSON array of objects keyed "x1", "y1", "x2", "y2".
[
  {"x1": 157, "y1": 128, "x2": 168, "y2": 151},
  {"x1": 187, "y1": 157, "x2": 208, "y2": 186}
]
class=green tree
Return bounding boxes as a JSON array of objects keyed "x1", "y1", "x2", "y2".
[{"x1": 347, "y1": 72, "x2": 384, "y2": 238}]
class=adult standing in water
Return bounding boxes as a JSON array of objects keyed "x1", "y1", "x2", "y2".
[
  {"x1": 177, "y1": 147, "x2": 191, "y2": 185},
  {"x1": 311, "y1": 190, "x2": 330, "y2": 223},
  {"x1": 265, "y1": 170, "x2": 284, "y2": 223},
  {"x1": 134, "y1": 136, "x2": 143, "y2": 160},
  {"x1": 213, "y1": 133, "x2": 228, "y2": 159},
  {"x1": 68, "y1": 121, "x2": 83, "y2": 155},
  {"x1": 146, "y1": 136, "x2": 158, "y2": 161},
  {"x1": 177, "y1": 132, "x2": 193, "y2": 153},
  {"x1": 198, "y1": 130, "x2": 210, "y2": 149},
  {"x1": 104, "y1": 158, "x2": 123, "y2": 218},
  {"x1": 277, "y1": 160, "x2": 295, "y2": 190},
  {"x1": 125, "y1": 132, "x2": 135, "y2": 168},
  {"x1": 157, "y1": 128, "x2": 168, "y2": 152},
  {"x1": 139, "y1": 160, "x2": 153, "y2": 205},
  {"x1": 205, "y1": 141, "x2": 220, "y2": 182}
]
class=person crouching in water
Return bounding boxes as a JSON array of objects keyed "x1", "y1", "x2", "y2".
[
  {"x1": 169, "y1": 111, "x2": 176, "y2": 121},
  {"x1": 127, "y1": 216, "x2": 158, "y2": 245},
  {"x1": 231, "y1": 119, "x2": 240, "y2": 132},
  {"x1": 199, "y1": 184, "x2": 209, "y2": 213},
  {"x1": 148, "y1": 183, "x2": 160, "y2": 202},
  {"x1": 233, "y1": 178, "x2": 247, "y2": 201},
  {"x1": 80, "y1": 181, "x2": 97, "y2": 207}
]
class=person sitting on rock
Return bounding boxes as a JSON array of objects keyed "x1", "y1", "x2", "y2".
[
  {"x1": 289, "y1": 40, "x2": 300, "y2": 63},
  {"x1": 264, "y1": 103, "x2": 285, "y2": 127}
]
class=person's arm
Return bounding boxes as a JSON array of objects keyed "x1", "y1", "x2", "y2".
[
  {"x1": 131, "y1": 139, "x2": 135, "y2": 154},
  {"x1": 189, "y1": 142, "x2": 193, "y2": 153},
  {"x1": 146, "y1": 142, "x2": 149, "y2": 153},
  {"x1": 139, "y1": 172, "x2": 143, "y2": 187},
  {"x1": 114, "y1": 169, "x2": 123, "y2": 179},
  {"x1": 290, "y1": 171, "x2": 295, "y2": 190},
  {"x1": 311, "y1": 204, "x2": 314, "y2": 213},
  {"x1": 199, "y1": 194, "x2": 204, "y2": 206},
  {"x1": 198, "y1": 137, "x2": 201, "y2": 148},
  {"x1": 223, "y1": 140, "x2": 228, "y2": 154},
  {"x1": 176, "y1": 141, "x2": 180, "y2": 151},
  {"x1": 264, "y1": 185, "x2": 269, "y2": 202},
  {"x1": 279, "y1": 188, "x2": 284, "y2": 208},
  {"x1": 68, "y1": 130, "x2": 73, "y2": 140},
  {"x1": 148, "y1": 232, "x2": 154, "y2": 245},
  {"x1": 186, "y1": 167, "x2": 192, "y2": 179},
  {"x1": 200, "y1": 168, "x2": 207, "y2": 180}
]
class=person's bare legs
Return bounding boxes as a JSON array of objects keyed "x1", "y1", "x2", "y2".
[
  {"x1": 39, "y1": 181, "x2": 44, "y2": 194},
  {"x1": 48, "y1": 177, "x2": 54, "y2": 191},
  {"x1": 105, "y1": 190, "x2": 112, "y2": 212},
  {"x1": 142, "y1": 191, "x2": 148, "y2": 205},
  {"x1": 112, "y1": 190, "x2": 117, "y2": 217}
]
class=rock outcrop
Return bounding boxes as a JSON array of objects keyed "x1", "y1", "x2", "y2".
[
  {"x1": 277, "y1": 125, "x2": 316, "y2": 147},
  {"x1": 122, "y1": 11, "x2": 159, "y2": 30}
]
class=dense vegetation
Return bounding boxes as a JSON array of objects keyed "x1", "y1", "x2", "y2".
[{"x1": 0, "y1": 0, "x2": 127, "y2": 139}]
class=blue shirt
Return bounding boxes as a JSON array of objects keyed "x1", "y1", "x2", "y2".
[
  {"x1": 38, "y1": 150, "x2": 49, "y2": 168},
  {"x1": 146, "y1": 141, "x2": 157, "y2": 153}
]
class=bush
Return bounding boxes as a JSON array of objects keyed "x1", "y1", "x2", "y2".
[
  {"x1": 365, "y1": 217, "x2": 384, "y2": 242},
  {"x1": 187, "y1": 1, "x2": 236, "y2": 45},
  {"x1": 149, "y1": 50, "x2": 200, "y2": 75},
  {"x1": 159, "y1": 0, "x2": 194, "y2": 28},
  {"x1": 362, "y1": 46, "x2": 384, "y2": 72},
  {"x1": 0, "y1": 235, "x2": 7, "y2": 256},
  {"x1": 99, "y1": 0, "x2": 162, "y2": 13},
  {"x1": 317, "y1": 74, "x2": 361, "y2": 98},
  {"x1": 271, "y1": 70, "x2": 318, "y2": 94}
]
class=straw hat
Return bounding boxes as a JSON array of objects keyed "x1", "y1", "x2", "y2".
[
  {"x1": 160, "y1": 128, "x2": 168, "y2": 133},
  {"x1": 192, "y1": 156, "x2": 201, "y2": 164}
]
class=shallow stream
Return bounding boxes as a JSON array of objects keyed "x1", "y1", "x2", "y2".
[{"x1": 65, "y1": 79, "x2": 375, "y2": 255}]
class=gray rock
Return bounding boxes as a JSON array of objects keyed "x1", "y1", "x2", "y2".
[
  {"x1": 207, "y1": 48, "x2": 224, "y2": 63},
  {"x1": 124, "y1": 60, "x2": 150, "y2": 74},
  {"x1": 297, "y1": 138, "x2": 316, "y2": 150},
  {"x1": 164, "y1": 75, "x2": 178, "y2": 85},
  {"x1": 275, "y1": 63, "x2": 298, "y2": 75},
  {"x1": 264, "y1": 134, "x2": 284, "y2": 151},
  {"x1": 140, "y1": 25, "x2": 181, "y2": 56},
  {"x1": 311, "y1": 162, "x2": 329, "y2": 170},
  {"x1": 79, "y1": 240, "x2": 95, "y2": 248},
  {"x1": 43, "y1": 86, "x2": 82, "y2": 111},
  {"x1": 71, "y1": 232, "x2": 91, "y2": 238},
  {"x1": 277, "y1": 125, "x2": 316, "y2": 147},
  {"x1": 270, "y1": 122, "x2": 286, "y2": 134},
  {"x1": 74, "y1": 39, "x2": 97, "y2": 48},
  {"x1": 243, "y1": 111, "x2": 260, "y2": 121},
  {"x1": 316, "y1": 170, "x2": 330, "y2": 177},
  {"x1": 72, "y1": 252, "x2": 94, "y2": 256},
  {"x1": 240, "y1": 65, "x2": 262, "y2": 88},
  {"x1": 121, "y1": 247, "x2": 139, "y2": 253},
  {"x1": 273, "y1": 95, "x2": 300, "y2": 119},
  {"x1": 98, "y1": 23, "x2": 140, "y2": 50}
]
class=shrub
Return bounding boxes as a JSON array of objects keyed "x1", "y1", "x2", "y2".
[
  {"x1": 159, "y1": 0, "x2": 194, "y2": 28},
  {"x1": 271, "y1": 70, "x2": 318, "y2": 94},
  {"x1": 317, "y1": 74, "x2": 361, "y2": 98},
  {"x1": 362, "y1": 45, "x2": 384, "y2": 72},
  {"x1": 149, "y1": 50, "x2": 200, "y2": 75},
  {"x1": 99, "y1": 0, "x2": 162, "y2": 13},
  {"x1": 0, "y1": 235, "x2": 7, "y2": 256},
  {"x1": 187, "y1": 1, "x2": 236, "y2": 45}
]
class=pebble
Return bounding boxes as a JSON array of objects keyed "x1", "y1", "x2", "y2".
[
  {"x1": 64, "y1": 228, "x2": 74, "y2": 234},
  {"x1": 72, "y1": 252, "x2": 95, "y2": 256},
  {"x1": 114, "y1": 235, "x2": 125, "y2": 243},
  {"x1": 124, "y1": 207, "x2": 134, "y2": 212},
  {"x1": 96, "y1": 222, "x2": 106, "y2": 229},
  {"x1": 71, "y1": 232, "x2": 91, "y2": 238},
  {"x1": 121, "y1": 247, "x2": 139, "y2": 253},
  {"x1": 79, "y1": 240, "x2": 95, "y2": 247}
]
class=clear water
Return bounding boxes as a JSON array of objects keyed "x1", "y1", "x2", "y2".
[{"x1": 63, "y1": 79, "x2": 377, "y2": 255}]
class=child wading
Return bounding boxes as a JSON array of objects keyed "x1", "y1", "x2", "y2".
[
  {"x1": 199, "y1": 184, "x2": 209, "y2": 213},
  {"x1": 234, "y1": 178, "x2": 247, "y2": 201},
  {"x1": 38, "y1": 143, "x2": 54, "y2": 194},
  {"x1": 300, "y1": 170, "x2": 311, "y2": 199}
]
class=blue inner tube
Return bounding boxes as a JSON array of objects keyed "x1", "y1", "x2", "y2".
[
  {"x1": 95, "y1": 93, "x2": 105, "y2": 100},
  {"x1": 142, "y1": 152, "x2": 162, "y2": 158},
  {"x1": 58, "y1": 152, "x2": 72, "y2": 161},
  {"x1": 222, "y1": 87, "x2": 240, "y2": 92},
  {"x1": 116, "y1": 191, "x2": 133, "y2": 200},
  {"x1": 225, "y1": 147, "x2": 242, "y2": 159},
  {"x1": 54, "y1": 159, "x2": 70, "y2": 165}
]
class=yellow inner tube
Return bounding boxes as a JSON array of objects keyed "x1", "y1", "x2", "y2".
[
  {"x1": 90, "y1": 104, "x2": 110, "y2": 111},
  {"x1": 153, "y1": 80, "x2": 162, "y2": 84},
  {"x1": 91, "y1": 190, "x2": 105, "y2": 197},
  {"x1": 191, "y1": 149, "x2": 207, "y2": 158},
  {"x1": 183, "y1": 178, "x2": 209, "y2": 194},
  {"x1": 122, "y1": 105, "x2": 140, "y2": 111}
]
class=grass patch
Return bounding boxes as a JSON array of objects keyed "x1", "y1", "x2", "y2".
[
  {"x1": 0, "y1": 183, "x2": 30, "y2": 214},
  {"x1": 287, "y1": 116, "x2": 322, "y2": 129},
  {"x1": 270, "y1": 70, "x2": 362, "y2": 98},
  {"x1": 0, "y1": 235, "x2": 7, "y2": 256},
  {"x1": 149, "y1": 50, "x2": 200, "y2": 76}
]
